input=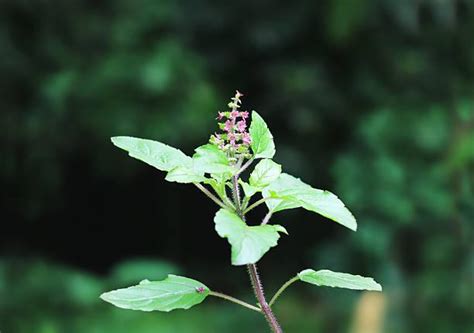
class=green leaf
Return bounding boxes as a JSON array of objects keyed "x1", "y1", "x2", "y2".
[
  {"x1": 165, "y1": 166, "x2": 207, "y2": 183},
  {"x1": 204, "y1": 178, "x2": 228, "y2": 200},
  {"x1": 213, "y1": 209, "x2": 287, "y2": 265},
  {"x1": 111, "y1": 136, "x2": 192, "y2": 172},
  {"x1": 193, "y1": 144, "x2": 235, "y2": 175},
  {"x1": 249, "y1": 159, "x2": 282, "y2": 188},
  {"x1": 240, "y1": 180, "x2": 260, "y2": 198},
  {"x1": 249, "y1": 111, "x2": 276, "y2": 159},
  {"x1": 100, "y1": 275, "x2": 209, "y2": 312},
  {"x1": 298, "y1": 269, "x2": 382, "y2": 291},
  {"x1": 263, "y1": 173, "x2": 357, "y2": 231}
]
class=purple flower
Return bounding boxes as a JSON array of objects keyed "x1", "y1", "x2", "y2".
[
  {"x1": 210, "y1": 91, "x2": 252, "y2": 161},
  {"x1": 230, "y1": 110, "x2": 240, "y2": 119},
  {"x1": 217, "y1": 111, "x2": 226, "y2": 120},
  {"x1": 228, "y1": 133, "x2": 236, "y2": 145},
  {"x1": 242, "y1": 132, "x2": 251, "y2": 145},
  {"x1": 236, "y1": 120, "x2": 247, "y2": 132},
  {"x1": 224, "y1": 120, "x2": 233, "y2": 132}
]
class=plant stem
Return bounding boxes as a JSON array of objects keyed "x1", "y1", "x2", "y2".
[
  {"x1": 232, "y1": 175, "x2": 242, "y2": 214},
  {"x1": 247, "y1": 264, "x2": 283, "y2": 333},
  {"x1": 243, "y1": 197, "x2": 270, "y2": 214},
  {"x1": 209, "y1": 291, "x2": 261, "y2": 313},
  {"x1": 194, "y1": 183, "x2": 228, "y2": 209},
  {"x1": 269, "y1": 276, "x2": 299, "y2": 307},
  {"x1": 261, "y1": 211, "x2": 273, "y2": 225},
  {"x1": 237, "y1": 156, "x2": 255, "y2": 175},
  {"x1": 230, "y1": 174, "x2": 283, "y2": 333}
]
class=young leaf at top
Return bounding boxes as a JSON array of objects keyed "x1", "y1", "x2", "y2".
[
  {"x1": 214, "y1": 209, "x2": 287, "y2": 265},
  {"x1": 193, "y1": 144, "x2": 235, "y2": 175},
  {"x1": 262, "y1": 173, "x2": 357, "y2": 231},
  {"x1": 100, "y1": 275, "x2": 210, "y2": 312},
  {"x1": 249, "y1": 111, "x2": 276, "y2": 159},
  {"x1": 298, "y1": 269, "x2": 382, "y2": 291},
  {"x1": 111, "y1": 136, "x2": 193, "y2": 171},
  {"x1": 249, "y1": 159, "x2": 282, "y2": 188}
]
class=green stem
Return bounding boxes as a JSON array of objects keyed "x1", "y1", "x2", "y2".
[
  {"x1": 209, "y1": 291, "x2": 261, "y2": 313},
  {"x1": 237, "y1": 157, "x2": 255, "y2": 175},
  {"x1": 232, "y1": 175, "x2": 242, "y2": 214},
  {"x1": 269, "y1": 276, "x2": 299, "y2": 307},
  {"x1": 230, "y1": 174, "x2": 283, "y2": 333},
  {"x1": 261, "y1": 211, "x2": 272, "y2": 225},
  {"x1": 223, "y1": 197, "x2": 236, "y2": 210},
  {"x1": 243, "y1": 197, "x2": 271, "y2": 214},
  {"x1": 194, "y1": 183, "x2": 228, "y2": 209},
  {"x1": 241, "y1": 196, "x2": 250, "y2": 211}
]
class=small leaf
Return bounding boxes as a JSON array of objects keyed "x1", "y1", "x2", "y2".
[
  {"x1": 240, "y1": 181, "x2": 260, "y2": 198},
  {"x1": 263, "y1": 173, "x2": 357, "y2": 231},
  {"x1": 249, "y1": 111, "x2": 276, "y2": 159},
  {"x1": 249, "y1": 159, "x2": 282, "y2": 188},
  {"x1": 298, "y1": 269, "x2": 382, "y2": 291},
  {"x1": 193, "y1": 144, "x2": 235, "y2": 175},
  {"x1": 214, "y1": 209, "x2": 287, "y2": 265},
  {"x1": 111, "y1": 136, "x2": 192, "y2": 171},
  {"x1": 204, "y1": 178, "x2": 228, "y2": 200},
  {"x1": 100, "y1": 275, "x2": 209, "y2": 312},
  {"x1": 165, "y1": 166, "x2": 207, "y2": 183}
]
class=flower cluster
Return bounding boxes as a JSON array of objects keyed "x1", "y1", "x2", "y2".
[{"x1": 210, "y1": 91, "x2": 252, "y2": 163}]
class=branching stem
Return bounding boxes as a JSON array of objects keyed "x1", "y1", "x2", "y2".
[
  {"x1": 230, "y1": 173, "x2": 283, "y2": 333},
  {"x1": 194, "y1": 183, "x2": 228, "y2": 209},
  {"x1": 237, "y1": 157, "x2": 255, "y2": 175}
]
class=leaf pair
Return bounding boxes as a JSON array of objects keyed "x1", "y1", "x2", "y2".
[{"x1": 100, "y1": 269, "x2": 381, "y2": 312}]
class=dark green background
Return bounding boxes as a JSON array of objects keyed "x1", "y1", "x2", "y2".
[{"x1": 1, "y1": 0, "x2": 473, "y2": 332}]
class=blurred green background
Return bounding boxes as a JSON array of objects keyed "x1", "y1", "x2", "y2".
[{"x1": 1, "y1": 0, "x2": 473, "y2": 332}]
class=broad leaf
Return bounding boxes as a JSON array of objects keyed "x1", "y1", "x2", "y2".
[
  {"x1": 193, "y1": 144, "x2": 235, "y2": 175},
  {"x1": 249, "y1": 111, "x2": 276, "y2": 159},
  {"x1": 111, "y1": 136, "x2": 192, "y2": 171},
  {"x1": 298, "y1": 269, "x2": 382, "y2": 291},
  {"x1": 100, "y1": 275, "x2": 210, "y2": 312},
  {"x1": 263, "y1": 173, "x2": 357, "y2": 231},
  {"x1": 249, "y1": 159, "x2": 282, "y2": 188},
  {"x1": 165, "y1": 166, "x2": 207, "y2": 183},
  {"x1": 214, "y1": 209, "x2": 287, "y2": 265}
]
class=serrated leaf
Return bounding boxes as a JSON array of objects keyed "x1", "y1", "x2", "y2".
[
  {"x1": 100, "y1": 275, "x2": 209, "y2": 312},
  {"x1": 263, "y1": 173, "x2": 357, "y2": 231},
  {"x1": 193, "y1": 144, "x2": 235, "y2": 175},
  {"x1": 298, "y1": 269, "x2": 382, "y2": 291},
  {"x1": 249, "y1": 159, "x2": 282, "y2": 188},
  {"x1": 213, "y1": 209, "x2": 287, "y2": 265},
  {"x1": 165, "y1": 166, "x2": 207, "y2": 183},
  {"x1": 111, "y1": 136, "x2": 192, "y2": 171},
  {"x1": 249, "y1": 111, "x2": 276, "y2": 159}
]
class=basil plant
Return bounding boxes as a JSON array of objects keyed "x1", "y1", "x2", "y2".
[{"x1": 100, "y1": 91, "x2": 382, "y2": 332}]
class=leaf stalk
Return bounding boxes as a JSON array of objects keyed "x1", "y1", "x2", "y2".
[
  {"x1": 269, "y1": 275, "x2": 299, "y2": 307},
  {"x1": 209, "y1": 291, "x2": 261, "y2": 312}
]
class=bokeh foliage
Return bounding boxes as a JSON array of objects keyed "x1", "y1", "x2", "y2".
[{"x1": 0, "y1": 0, "x2": 473, "y2": 332}]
